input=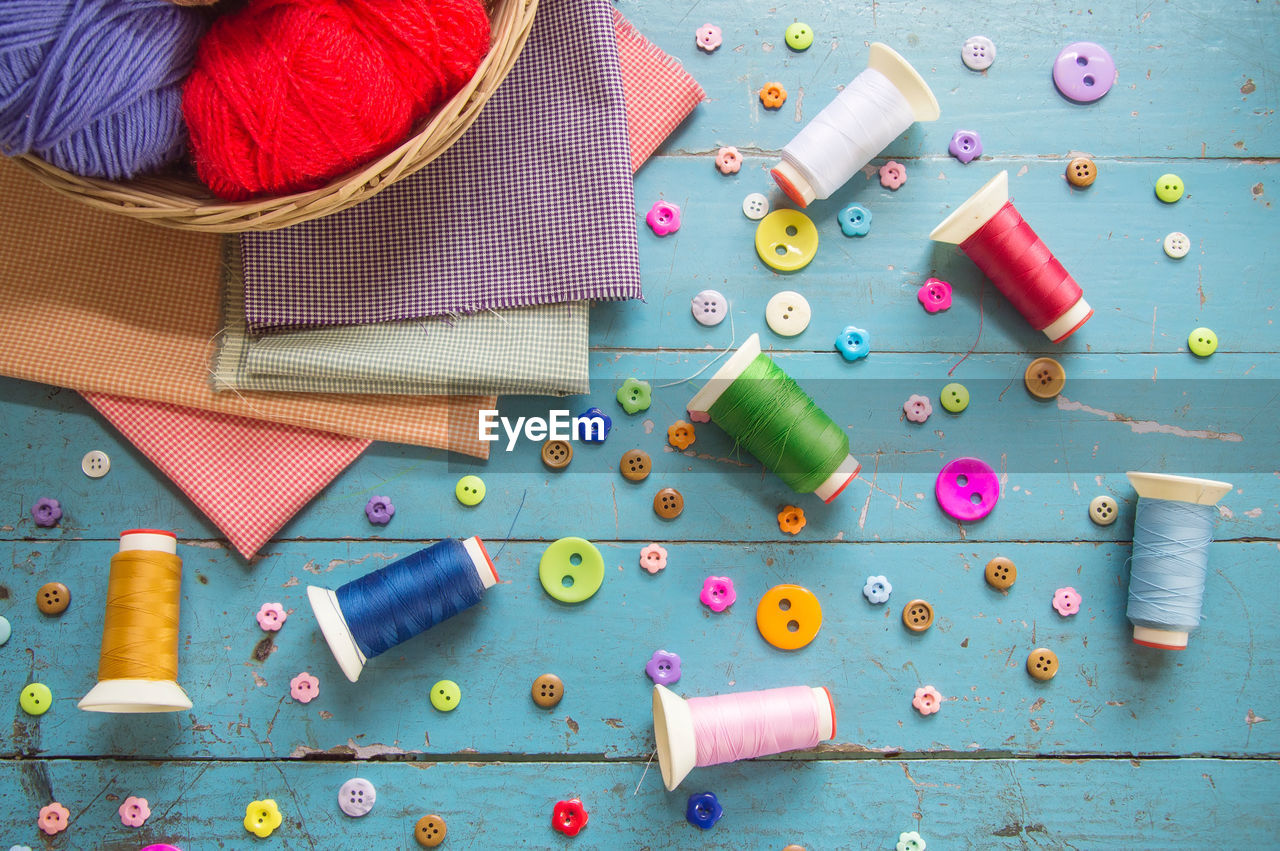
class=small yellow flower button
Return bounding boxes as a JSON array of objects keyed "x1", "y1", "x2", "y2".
[{"x1": 244, "y1": 799, "x2": 283, "y2": 838}]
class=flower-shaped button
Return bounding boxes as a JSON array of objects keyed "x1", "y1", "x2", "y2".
[
  {"x1": 645, "y1": 649, "x2": 682, "y2": 685},
  {"x1": 696, "y1": 23, "x2": 722, "y2": 52},
  {"x1": 777, "y1": 505, "x2": 807, "y2": 535},
  {"x1": 552, "y1": 799, "x2": 588, "y2": 837},
  {"x1": 759, "y1": 82, "x2": 787, "y2": 109},
  {"x1": 862, "y1": 575, "x2": 892, "y2": 604},
  {"x1": 256, "y1": 602, "x2": 287, "y2": 632},
  {"x1": 835, "y1": 326, "x2": 870, "y2": 362},
  {"x1": 686, "y1": 791, "x2": 724, "y2": 829},
  {"x1": 616, "y1": 378, "x2": 652, "y2": 414},
  {"x1": 119, "y1": 796, "x2": 150, "y2": 827},
  {"x1": 646, "y1": 201, "x2": 681, "y2": 236},
  {"x1": 912, "y1": 685, "x2": 942, "y2": 716},
  {"x1": 715, "y1": 146, "x2": 742, "y2": 174},
  {"x1": 574, "y1": 407, "x2": 611, "y2": 443},
  {"x1": 1053, "y1": 586, "x2": 1082, "y2": 616},
  {"x1": 38, "y1": 803, "x2": 69, "y2": 835},
  {"x1": 688, "y1": 408, "x2": 711, "y2": 423},
  {"x1": 898, "y1": 829, "x2": 927, "y2": 851},
  {"x1": 917, "y1": 278, "x2": 952, "y2": 313},
  {"x1": 364, "y1": 496, "x2": 395, "y2": 525},
  {"x1": 879, "y1": 161, "x2": 907, "y2": 190},
  {"x1": 668, "y1": 420, "x2": 696, "y2": 450},
  {"x1": 837, "y1": 203, "x2": 872, "y2": 237},
  {"x1": 948, "y1": 130, "x2": 982, "y2": 164},
  {"x1": 903, "y1": 395, "x2": 933, "y2": 424},
  {"x1": 31, "y1": 497, "x2": 62, "y2": 528},
  {"x1": 639, "y1": 544, "x2": 668, "y2": 574},
  {"x1": 244, "y1": 799, "x2": 283, "y2": 838},
  {"x1": 700, "y1": 576, "x2": 736, "y2": 612},
  {"x1": 290, "y1": 672, "x2": 319, "y2": 703}
]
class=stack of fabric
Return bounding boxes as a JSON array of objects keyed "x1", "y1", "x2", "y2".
[{"x1": 0, "y1": 2, "x2": 703, "y2": 558}]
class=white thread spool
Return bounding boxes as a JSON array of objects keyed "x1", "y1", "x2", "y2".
[{"x1": 771, "y1": 43, "x2": 939, "y2": 207}]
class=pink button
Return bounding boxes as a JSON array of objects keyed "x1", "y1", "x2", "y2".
[
  {"x1": 912, "y1": 685, "x2": 942, "y2": 716},
  {"x1": 646, "y1": 201, "x2": 681, "y2": 236},
  {"x1": 934, "y1": 457, "x2": 1000, "y2": 521},
  {"x1": 699, "y1": 576, "x2": 736, "y2": 612},
  {"x1": 715, "y1": 146, "x2": 742, "y2": 174},
  {"x1": 143, "y1": 846, "x2": 184, "y2": 851},
  {"x1": 696, "y1": 23, "x2": 722, "y2": 52},
  {"x1": 119, "y1": 796, "x2": 151, "y2": 827},
  {"x1": 256, "y1": 602, "x2": 287, "y2": 631},
  {"x1": 290, "y1": 671, "x2": 320, "y2": 703},
  {"x1": 38, "y1": 802, "x2": 69, "y2": 835},
  {"x1": 879, "y1": 161, "x2": 907, "y2": 190},
  {"x1": 688, "y1": 409, "x2": 711, "y2": 423},
  {"x1": 917, "y1": 278, "x2": 952, "y2": 313},
  {"x1": 1053, "y1": 586, "x2": 1082, "y2": 616},
  {"x1": 639, "y1": 543, "x2": 668, "y2": 574},
  {"x1": 903, "y1": 394, "x2": 933, "y2": 423}
]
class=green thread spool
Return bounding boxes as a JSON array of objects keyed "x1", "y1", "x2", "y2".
[{"x1": 688, "y1": 334, "x2": 860, "y2": 502}]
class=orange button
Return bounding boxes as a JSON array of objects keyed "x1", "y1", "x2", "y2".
[
  {"x1": 760, "y1": 82, "x2": 787, "y2": 109},
  {"x1": 1066, "y1": 157, "x2": 1096, "y2": 187},
  {"x1": 756, "y1": 584, "x2": 822, "y2": 650}
]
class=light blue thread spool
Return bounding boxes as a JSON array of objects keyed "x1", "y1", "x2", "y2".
[{"x1": 1125, "y1": 472, "x2": 1231, "y2": 650}]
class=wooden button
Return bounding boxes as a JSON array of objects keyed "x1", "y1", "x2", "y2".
[
  {"x1": 531, "y1": 673, "x2": 563, "y2": 708},
  {"x1": 36, "y1": 581, "x2": 70, "y2": 615},
  {"x1": 901, "y1": 599, "x2": 933, "y2": 632},
  {"x1": 984, "y1": 557, "x2": 1016, "y2": 590},
  {"x1": 653, "y1": 487, "x2": 684, "y2": 519},
  {"x1": 619, "y1": 449, "x2": 651, "y2": 482},
  {"x1": 414, "y1": 814, "x2": 447, "y2": 847},
  {"x1": 1024, "y1": 357, "x2": 1066, "y2": 399},
  {"x1": 1027, "y1": 647, "x2": 1059, "y2": 681},
  {"x1": 1066, "y1": 157, "x2": 1096, "y2": 187},
  {"x1": 541, "y1": 439, "x2": 573, "y2": 470}
]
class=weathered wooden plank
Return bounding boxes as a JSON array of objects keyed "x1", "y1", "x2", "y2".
[
  {"x1": 0, "y1": 757, "x2": 1273, "y2": 849},
  {"x1": 615, "y1": 0, "x2": 1280, "y2": 160},
  {"x1": 2, "y1": 540, "x2": 1274, "y2": 761}
]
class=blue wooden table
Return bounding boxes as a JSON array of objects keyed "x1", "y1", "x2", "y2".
[{"x1": 2, "y1": 1, "x2": 1278, "y2": 848}]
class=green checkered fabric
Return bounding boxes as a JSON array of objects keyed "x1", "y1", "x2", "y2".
[{"x1": 212, "y1": 239, "x2": 590, "y2": 397}]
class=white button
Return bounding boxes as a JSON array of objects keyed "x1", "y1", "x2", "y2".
[
  {"x1": 742, "y1": 192, "x2": 769, "y2": 220},
  {"x1": 81, "y1": 450, "x2": 110, "y2": 478},
  {"x1": 691, "y1": 289, "x2": 728, "y2": 326},
  {"x1": 1089, "y1": 495, "x2": 1118, "y2": 526},
  {"x1": 962, "y1": 36, "x2": 995, "y2": 71},
  {"x1": 765, "y1": 291, "x2": 811, "y2": 337},
  {"x1": 1163, "y1": 231, "x2": 1190, "y2": 259},
  {"x1": 337, "y1": 777, "x2": 376, "y2": 817}
]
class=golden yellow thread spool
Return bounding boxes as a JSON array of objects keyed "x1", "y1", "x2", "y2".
[{"x1": 78, "y1": 530, "x2": 192, "y2": 713}]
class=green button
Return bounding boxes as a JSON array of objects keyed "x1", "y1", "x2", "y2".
[
  {"x1": 430, "y1": 679, "x2": 461, "y2": 712},
  {"x1": 1188, "y1": 327, "x2": 1218, "y2": 357},
  {"x1": 539, "y1": 537, "x2": 605, "y2": 604},
  {"x1": 785, "y1": 22, "x2": 813, "y2": 51},
  {"x1": 1155, "y1": 173, "x2": 1184, "y2": 203},
  {"x1": 940, "y1": 382, "x2": 970, "y2": 413},
  {"x1": 20, "y1": 682, "x2": 52, "y2": 716},
  {"x1": 616, "y1": 378, "x2": 652, "y2": 414},
  {"x1": 455, "y1": 475, "x2": 486, "y2": 506}
]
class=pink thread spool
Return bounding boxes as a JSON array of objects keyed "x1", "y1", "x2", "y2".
[
  {"x1": 930, "y1": 171, "x2": 1093, "y2": 343},
  {"x1": 652, "y1": 683, "x2": 836, "y2": 790}
]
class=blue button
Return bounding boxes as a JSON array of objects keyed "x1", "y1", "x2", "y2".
[
  {"x1": 835, "y1": 325, "x2": 871, "y2": 362},
  {"x1": 686, "y1": 791, "x2": 723, "y2": 829},
  {"x1": 574, "y1": 407, "x2": 612, "y2": 443},
  {"x1": 837, "y1": 203, "x2": 872, "y2": 237}
]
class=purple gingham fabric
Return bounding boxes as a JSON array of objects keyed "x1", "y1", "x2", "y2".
[{"x1": 240, "y1": 0, "x2": 641, "y2": 333}]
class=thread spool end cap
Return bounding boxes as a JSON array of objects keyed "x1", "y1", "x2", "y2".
[
  {"x1": 1126, "y1": 472, "x2": 1232, "y2": 506},
  {"x1": 78, "y1": 678, "x2": 191, "y2": 713},
  {"x1": 930, "y1": 170, "x2": 1009, "y2": 244},
  {"x1": 771, "y1": 162, "x2": 815, "y2": 208},
  {"x1": 868, "y1": 42, "x2": 940, "y2": 122},
  {"x1": 814, "y1": 455, "x2": 861, "y2": 503},
  {"x1": 1042, "y1": 296, "x2": 1093, "y2": 342},
  {"x1": 307, "y1": 585, "x2": 366, "y2": 683},
  {"x1": 652, "y1": 684, "x2": 696, "y2": 791},
  {"x1": 1132, "y1": 625, "x2": 1189, "y2": 650}
]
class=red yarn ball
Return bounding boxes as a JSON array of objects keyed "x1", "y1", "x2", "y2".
[{"x1": 183, "y1": 0, "x2": 490, "y2": 200}]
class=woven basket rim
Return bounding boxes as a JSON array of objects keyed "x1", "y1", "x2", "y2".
[{"x1": 10, "y1": 0, "x2": 539, "y2": 232}]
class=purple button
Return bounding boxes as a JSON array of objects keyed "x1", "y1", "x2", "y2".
[
  {"x1": 142, "y1": 846, "x2": 184, "y2": 851},
  {"x1": 934, "y1": 457, "x2": 1000, "y2": 521},
  {"x1": 948, "y1": 130, "x2": 982, "y2": 164},
  {"x1": 338, "y1": 777, "x2": 376, "y2": 817},
  {"x1": 645, "y1": 649, "x2": 682, "y2": 685},
  {"x1": 1052, "y1": 42, "x2": 1116, "y2": 103},
  {"x1": 31, "y1": 497, "x2": 62, "y2": 527}
]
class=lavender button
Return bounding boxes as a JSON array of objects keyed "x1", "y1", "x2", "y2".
[
  {"x1": 1052, "y1": 42, "x2": 1116, "y2": 103},
  {"x1": 948, "y1": 130, "x2": 982, "y2": 164},
  {"x1": 338, "y1": 778, "x2": 376, "y2": 817}
]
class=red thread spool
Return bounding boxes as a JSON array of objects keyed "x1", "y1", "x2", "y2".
[{"x1": 930, "y1": 171, "x2": 1092, "y2": 342}]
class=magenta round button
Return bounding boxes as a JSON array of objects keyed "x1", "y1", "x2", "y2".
[
  {"x1": 1052, "y1": 42, "x2": 1116, "y2": 103},
  {"x1": 935, "y1": 457, "x2": 1000, "y2": 521},
  {"x1": 142, "y1": 845, "x2": 183, "y2": 851}
]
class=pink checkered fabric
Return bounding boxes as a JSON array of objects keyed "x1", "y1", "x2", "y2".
[
  {"x1": 613, "y1": 9, "x2": 706, "y2": 171},
  {"x1": 83, "y1": 393, "x2": 368, "y2": 560}
]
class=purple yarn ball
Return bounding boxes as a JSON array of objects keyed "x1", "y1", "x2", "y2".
[{"x1": 0, "y1": 0, "x2": 207, "y2": 180}]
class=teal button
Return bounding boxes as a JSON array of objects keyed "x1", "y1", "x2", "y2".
[
  {"x1": 616, "y1": 378, "x2": 652, "y2": 414},
  {"x1": 455, "y1": 475, "x2": 486, "y2": 506},
  {"x1": 430, "y1": 680, "x2": 461, "y2": 712},
  {"x1": 785, "y1": 22, "x2": 813, "y2": 51},
  {"x1": 940, "y1": 383, "x2": 970, "y2": 413}
]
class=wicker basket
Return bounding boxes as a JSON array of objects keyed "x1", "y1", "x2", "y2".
[{"x1": 11, "y1": 0, "x2": 539, "y2": 232}]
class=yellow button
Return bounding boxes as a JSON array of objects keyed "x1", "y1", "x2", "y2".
[
  {"x1": 756, "y1": 584, "x2": 822, "y2": 650},
  {"x1": 755, "y1": 209, "x2": 819, "y2": 272}
]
